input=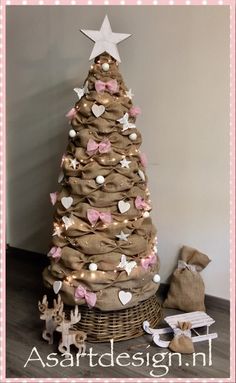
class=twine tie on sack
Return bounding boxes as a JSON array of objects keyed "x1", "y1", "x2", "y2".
[
  {"x1": 169, "y1": 321, "x2": 194, "y2": 354},
  {"x1": 178, "y1": 260, "x2": 196, "y2": 272},
  {"x1": 173, "y1": 325, "x2": 192, "y2": 338}
]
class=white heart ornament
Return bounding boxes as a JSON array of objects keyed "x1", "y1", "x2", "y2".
[
  {"x1": 118, "y1": 200, "x2": 130, "y2": 214},
  {"x1": 138, "y1": 169, "x2": 145, "y2": 181},
  {"x1": 119, "y1": 290, "x2": 132, "y2": 305},
  {"x1": 58, "y1": 170, "x2": 64, "y2": 183},
  {"x1": 92, "y1": 104, "x2": 105, "y2": 118},
  {"x1": 61, "y1": 196, "x2": 73, "y2": 209},
  {"x1": 53, "y1": 281, "x2": 62, "y2": 294}
]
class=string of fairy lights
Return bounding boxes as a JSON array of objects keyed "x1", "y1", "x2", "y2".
[{"x1": 48, "y1": 55, "x2": 160, "y2": 300}]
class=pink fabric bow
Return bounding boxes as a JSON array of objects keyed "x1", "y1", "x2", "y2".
[
  {"x1": 135, "y1": 196, "x2": 150, "y2": 211},
  {"x1": 141, "y1": 253, "x2": 157, "y2": 270},
  {"x1": 75, "y1": 285, "x2": 97, "y2": 308},
  {"x1": 140, "y1": 152, "x2": 148, "y2": 168},
  {"x1": 48, "y1": 246, "x2": 62, "y2": 262},
  {"x1": 50, "y1": 192, "x2": 58, "y2": 206},
  {"x1": 129, "y1": 106, "x2": 141, "y2": 117},
  {"x1": 95, "y1": 79, "x2": 119, "y2": 94},
  {"x1": 60, "y1": 153, "x2": 66, "y2": 167},
  {"x1": 87, "y1": 209, "x2": 112, "y2": 226},
  {"x1": 86, "y1": 138, "x2": 111, "y2": 156},
  {"x1": 65, "y1": 107, "x2": 77, "y2": 120}
]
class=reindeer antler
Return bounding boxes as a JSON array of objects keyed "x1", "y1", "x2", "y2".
[
  {"x1": 38, "y1": 295, "x2": 48, "y2": 313},
  {"x1": 70, "y1": 305, "x2": 81, "y2": 325},
  {"x1": 53, "y1": 294, "x2": 64, "y2": 313}
]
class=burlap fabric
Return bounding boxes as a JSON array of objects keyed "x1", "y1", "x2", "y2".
[
  {"x1": 163, "y1": 246, "x2": 210, "y2": 312},
  {"x1": 169, "y1": 321, "x2": 194, "y2": 354},
  {"x1": 43, "y1": 53, "x2": 160, "y2": 311}
]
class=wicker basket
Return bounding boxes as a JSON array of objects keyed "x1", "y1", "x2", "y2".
[{"x1": 71, "y1": 294, "x2": 162, "y2": 342}]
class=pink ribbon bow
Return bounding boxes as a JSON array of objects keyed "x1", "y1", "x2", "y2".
[
  {"x1": 65, "y1": 107, "x2": 77, "y2": 120},
  {"x1": 129, "y1": 106, "x2": 142, "y2": 117},
  {"x1": 87, "y1": 209, "x2": 112, "y2": 226},
  {"x1": 86, "y1": 138, "x2": 111, "y2": 156},
  {"x1": 75, "y1": 285, "x2": 97, "y2": 308},
  {"x1": 60, "y1": 153, "x2": 66, "y2": 167},
  {"x1": 135, "y1": 196, "x2": 150, "y2": 211},
  {"x1": 50, "y1": 192, "x2": 58, "y2": 206},
  {"x1": 95, "y1": 79, "x2": 119, "y2": 94},
  {"x1": 47, "y1": 246, "x2": 62, "y2": 262},
  {"x1": 140, "y1": 152, "x2": 148, "y2": 168},
  {"x1": 141, "y1": 253, "x2": 157, "y2": 270}
]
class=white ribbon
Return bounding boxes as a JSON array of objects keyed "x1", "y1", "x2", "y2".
[
  {"x1": 173, "y1": 327, "x2": 192, "y2": 338},
  {"x1": 178, "y1": 260, "x2": 196, "y2": 272}
]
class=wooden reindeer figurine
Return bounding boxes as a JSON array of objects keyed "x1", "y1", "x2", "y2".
[
  {"x1": 55, "y1": 305, "x2": 87, "y2": 357},
  {"x1": 38, "y1": 294, "x2": 63, "y2": 344}
]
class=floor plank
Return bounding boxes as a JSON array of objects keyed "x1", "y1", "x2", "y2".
[{"x1": 6, "y1": 247, "x2": 230, "y2": 379}]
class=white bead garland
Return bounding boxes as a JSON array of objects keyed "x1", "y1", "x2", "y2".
[
  {"x1": 129, "y1": 132, "x2": 137, "y2": 141},
  {"x1": 102, "y1": 62, "x2": 110, "y2": 71},
  {"x1": 89, "y1": 263, "x2": 98, "y2": 271},
  {"x1": 153, "y1": 274, "x2": 161, "y2": 283},
  {"x1": 96, "y1": 175, "x2": 105, "y2": 184},
  {"x1": 143, "y1": 211, "x2": 150, "y2": 218},
  {"x1": 69, "y1": 129, "x2": 76, "y2": 138}
]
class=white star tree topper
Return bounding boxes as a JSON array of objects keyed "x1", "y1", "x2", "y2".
[{"x1": 81, "y1": 15, "x2": 131, "y2": 63}]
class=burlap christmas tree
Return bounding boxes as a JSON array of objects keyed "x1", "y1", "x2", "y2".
[{"x1": 43, "y1": 16, "x2": 160, "y2": 312}]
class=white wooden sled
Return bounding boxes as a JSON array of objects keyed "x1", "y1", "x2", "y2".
[{"x1": 143, "y1": 311, "x2": 218, "y2": 348}]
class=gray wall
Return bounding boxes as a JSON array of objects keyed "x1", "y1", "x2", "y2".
[{"x1": 6, "y1": 6, "x2": 230, "y2": 299}]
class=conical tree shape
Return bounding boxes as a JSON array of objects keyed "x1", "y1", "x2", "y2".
[{"x1": 43, "y1": 53, "x2": 160, "y2": 311}]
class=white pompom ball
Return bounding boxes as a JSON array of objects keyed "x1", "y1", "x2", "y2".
[
  {"x1": 69, "y1": 129, "x2": 76, "y2": 138},
  {"x1": 143, "y1": 211, "x2": 150, "y2": 218},
  {"x1": 129, "y1": 133, "x2": 137, "y2": 141},
  {"x1": 153, "y1": 274, "x2": 161, "y2": 283},
  {"x1": 96, "y1": 175, "x2": 105, "y2": 184},
  {"x1": 102, "y1": 62, "x2": 110, "y2": 72},
  {"x1": 89, "y1": 263, "x2": 98, "y2": 271}
]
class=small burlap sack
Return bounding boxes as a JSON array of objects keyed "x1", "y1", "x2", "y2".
[
  {"x1": 169, "y1": 321, "x2": 194, "y2": 354},
  {"x1": 163, "y1": 246, "x2": 211, "y2": 311}
]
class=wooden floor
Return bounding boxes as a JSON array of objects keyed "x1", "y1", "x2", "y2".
[{"x1": 6, "y1": 247, "x2": 230, "y2": 379}]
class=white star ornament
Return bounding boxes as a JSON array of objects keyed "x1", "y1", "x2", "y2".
[
  {"x1": 120, "y1": 157, "x2": 131, "y2": 169},
  {"x1": 115, "y1": 231, "x2": 130, "y2": 241},
  {"x1": 81, "y1": 15, "x2": 131, "y2": 63}
]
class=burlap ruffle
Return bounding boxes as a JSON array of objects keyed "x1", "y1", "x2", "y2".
[{"x1": 43, "y1": 53, "x2": 159, "y2": 311}]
